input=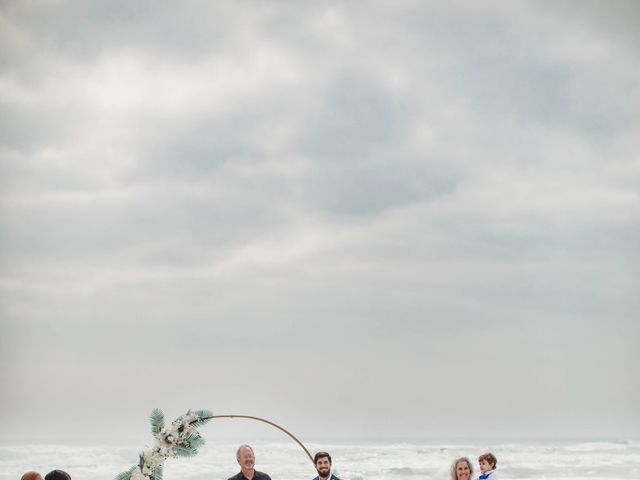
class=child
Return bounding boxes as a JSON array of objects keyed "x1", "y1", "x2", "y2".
[{"x1": 478, "y1": 452, "x2": 498, "y2": 480}]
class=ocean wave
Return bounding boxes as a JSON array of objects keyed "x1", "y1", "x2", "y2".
[
  {"x1": 386, "y1": 467, "x2": 416, "y2": 475},
  {"x1": 2, "y1": 440, "x2": 639, "y2": 480}
]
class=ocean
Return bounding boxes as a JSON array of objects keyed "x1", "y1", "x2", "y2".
[{"x1": 2, "y1": 439, "x2": 639, "y2": 480}]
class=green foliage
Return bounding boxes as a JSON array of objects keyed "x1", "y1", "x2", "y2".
[
  {"x1": 114, "y1": 466, "x2": 136, "y2": 480},
  {"x1": 150, "y1": 465, "x2": 163, "y2": 480},
  {"x1": 150, "y1": 408, "x2": 165, "y2": 436},
  {"x1": 195, "y1": 409, "x2": 213, "y2": 419},
  {"x1": 188, "y1": 435, "x2": 206, "y2": 450},
  {"x1": 191, "y1": 410, "x2": 213, "y2": 427},
  {"x1": 173, "y1": 444, "x2": 198, "y2": 457}
]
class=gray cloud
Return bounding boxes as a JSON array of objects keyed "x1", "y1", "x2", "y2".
[{"x1": 1, "y1": 0, "x2": 638, "y2": 443}]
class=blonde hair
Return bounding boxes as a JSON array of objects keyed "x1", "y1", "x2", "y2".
[{"x1": 450, "y1": 457, "x2": 474, "y2": 480}]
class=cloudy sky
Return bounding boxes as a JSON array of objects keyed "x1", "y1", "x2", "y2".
[{"x1": 1, "y1": 1, "x2": 638, "y2": 445}]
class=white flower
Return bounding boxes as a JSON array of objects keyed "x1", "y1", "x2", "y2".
[
  {"x1": 184, "y1": 413, "x2": 199, "y2": 424},
  {"x1": 157, "y1": 445, "x2": 175, "y2": 458},
  {"x1": 143, "y1": 448, "x2": 165, "y2": 467},
  {"x1": 159, "y1": 425, "x2": 180, "y2": 445}
]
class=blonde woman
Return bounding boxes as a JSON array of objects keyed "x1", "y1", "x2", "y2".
[{"x1": 450, "y1": 457, "x2": 474, "y2": 480}]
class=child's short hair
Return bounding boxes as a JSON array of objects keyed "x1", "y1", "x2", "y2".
[{"x1": 478, "y1": 452, "x2": 497, "y2": 469}]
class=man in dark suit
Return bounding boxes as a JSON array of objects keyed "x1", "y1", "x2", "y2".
[{"x1": 312, "y1": 451, "x2": 341, "y2": 480}]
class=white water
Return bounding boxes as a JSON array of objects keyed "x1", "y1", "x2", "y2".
[{"x1": 2, "y1": 439, "x2": 639, "y2": 480}]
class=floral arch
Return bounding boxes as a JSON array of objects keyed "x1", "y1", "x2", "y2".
[{"x1": 116, "y1": 409, "x2": 313, "y2": 480}]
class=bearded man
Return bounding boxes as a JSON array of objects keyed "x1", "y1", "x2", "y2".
[{"x1": 312, "y1": 452, "x2": 341, "y2": 480}]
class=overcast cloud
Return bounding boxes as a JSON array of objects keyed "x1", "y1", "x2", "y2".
[{"x1": 1, "y1": 1, "x2": 639, "y2": 444}]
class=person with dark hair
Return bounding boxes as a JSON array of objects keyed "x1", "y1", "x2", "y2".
[
  {"x1": 44, "y1": 471, "x2": 71, "y2": 480},
  {"x1": 20, "y1": 472, "x2": 44, "y2": 480},
  {"x1": 478, "y1": 452, "x2": 498, "y2": 480},
  {"x1": 312, "y1": 451, "x2": 341, "y2": 480},
  {"x1": 227, "y1": 444, "x2": 271, "y2": 480}
]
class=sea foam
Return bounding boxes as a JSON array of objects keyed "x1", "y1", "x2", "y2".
[{"x1": 1, "y1": 440, "x2": 639, "y2": 480}]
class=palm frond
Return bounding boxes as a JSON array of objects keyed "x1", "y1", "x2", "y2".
[
  {"x1": 150, "y1": 408, "x2": 165, "y2": 435},
  {"x1": 114, "y1": 466, "x2": 136, "y2": 480},
  {"x1": 188, "y1": 435, "x2": 206, "y2": 450},
  {"x1": 173, "y1": 444, "x2": 198, "y2": 457},
  {"x1": 191, "y1": 410, "x2": 213, "y2": 427},
  {"x1": 150, "y1": 465, "x2": 164, "y2": 480}
]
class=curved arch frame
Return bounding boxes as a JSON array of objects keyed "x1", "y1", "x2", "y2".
[{"x1": 203, "y1": 414, "x2": 314, "y2": 463}]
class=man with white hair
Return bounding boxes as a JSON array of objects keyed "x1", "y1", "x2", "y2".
[{"x1": 228, "y1": 444, "x2": 272, "y2": 480}]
